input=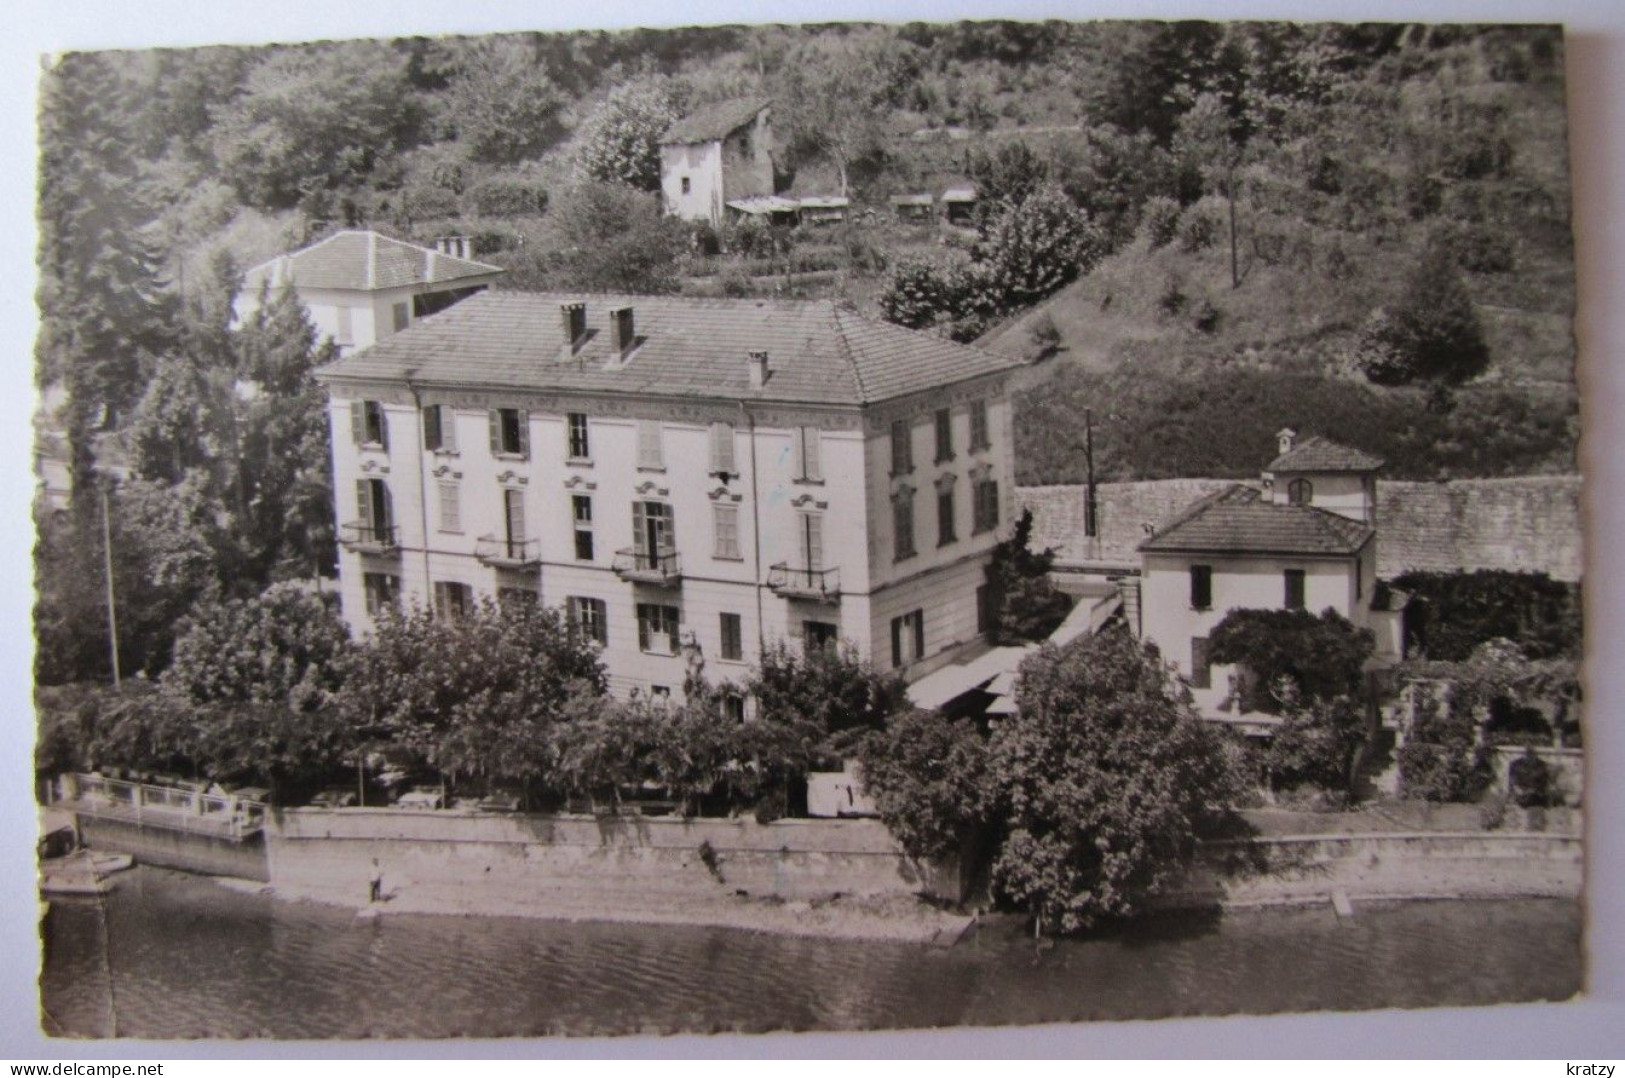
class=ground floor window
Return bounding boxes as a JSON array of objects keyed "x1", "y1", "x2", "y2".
[
  {"x1": 890, "y1": 609, "x2": 925, "y2": 668},
  {"x1": 976, "y1": 583, "x2": 993, "y2": 635},
  {"x1": 363, "y1": 572, "x2": 399, "y2": 616},
  {"x1": 722, "y1": 690, "x2": 747, "y2": 724},
  {"x1": 803, "y1": 620, "x2": 838, "y2": 655},
  {"x1": 567, "y1": 596, "x2": 607, "y2": 645},
  {"x1": 433, "y1": 581, "x2": 474, "y2": 620},
  {"x1": 637, "y1": 603, "x2": 681, "y2": 655}
]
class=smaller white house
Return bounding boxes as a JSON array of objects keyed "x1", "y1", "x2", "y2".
[
  {"x1": 659, "y1": 98, "x2": 775, "y2": 227},
  {"x1": 235, "y1": 231, "x2": 504, "y2": 356},
  {"x1": 1137, "y1": 430, "x2": 1405, "y2": 726}
]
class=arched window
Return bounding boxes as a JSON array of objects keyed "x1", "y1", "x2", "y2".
[{"x1": 1287, "y1": 478, "x2": 1313, "y2": 506}]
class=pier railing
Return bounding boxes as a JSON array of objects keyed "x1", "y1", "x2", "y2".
[{"x1": 53, "y1": 774, "x2": 267, "y2": 841}]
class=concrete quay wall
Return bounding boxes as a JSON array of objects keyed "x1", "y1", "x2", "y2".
[
  {"x1": 264, "y1": 809, "x2": 962, "y2": 906},
  {"x1": 78, "y1": 814, "x2": 271, "y2": 882}
]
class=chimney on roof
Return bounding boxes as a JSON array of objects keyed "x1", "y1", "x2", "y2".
[
  {"x1": 435, "y1": 236, "x2": 470, "y2": 259},
  {"x1": 748, "y1": 350, "x2": 769, "y2": 389},
  {"x1": 611, "y1": 306, "x2": 636, "y2": 354},
  {"x1": 561, "y1": 302, "x2": 587, "y2": 351},
  {"x1": 1277, "y1": 427, "x2": 1297, "y2": 457}
]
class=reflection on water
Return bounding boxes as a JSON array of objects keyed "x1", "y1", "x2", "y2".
[{"x1": 40, "y1": 867, "x2": 1580, "y2": 1039}]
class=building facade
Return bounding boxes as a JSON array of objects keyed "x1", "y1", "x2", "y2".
[
  {"x1": 659, "y1": 99, "x2": 775, "y2": 227},
  {"x1": 315, "y1": 291, "x2": 1023, "y2": 700},
  {"x1": 236, "y1": 231, "x2": 504, "y2": 357},
  {"x1": 1137, "y1": 430, "x2": 1404, "y2": 721}
]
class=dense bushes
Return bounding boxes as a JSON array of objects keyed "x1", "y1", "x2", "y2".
[
  {"x1": 1207, "y1": 609, "x2": 1374, "y2": 715},
  {"x1": 1395, "y1": 570, "x2": 1581, "y2": 661}
]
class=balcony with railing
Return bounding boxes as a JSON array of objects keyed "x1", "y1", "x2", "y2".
[
  {"x1": 475, "y1": 534, "x2": 541, "y2": 569},
  {"x1": 340, "y1": 520, "x2": 400, "y2": 556},
  {"x1": 612, "y1": 548, "x2": 682, "y2": 586},
  {"x1": 768, "y1": 564, "x2": 841, "y2": 603}
]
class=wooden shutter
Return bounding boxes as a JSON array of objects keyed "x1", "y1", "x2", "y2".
[
  {"x1": 796, "y1": 427, "x2": 822, "y2": 481},
  {"x1": 710, "y1": 422, "x2": 735, "y2": 474},
  {"x1": 517, "y1": 410, "x2": 530, "y2": 459},
  {"x1": 659, "y1": 504, "x2": 675, "y2": 554},
  {"x1": 637, "y1": 604, "x2": 651, "y2": 651},
  {"x1": 441, "y1": 407, "x2": 457, "y2": 452},
  {"x1": 637, "y1": 420, "x2": 662, "y2": 469},
  {"x1": 913, "y1": 611, "x2": 925, "y2": 659},
  {"x1": 505, "y1": 489, "x2": 526, "y2": 544},
  {"x1": 891, "y1": 420, "x2": 909, "y2": 474},
  {"x1": 665, "y1": 607, "x2": 680, "y2": 652},
  {"x1": 632, "y1": 502, "x2": 649, "y2": 557},
  {"x1": 803, "y1": 514, "x2": 824, "y2": 570},
  {"x1": 355, "y1": 479, "x2": 372, "y2": 529},
  {"x1": 423, "y1": 405, "x2": 442, "y2": 451},
  {"x1": 350, "y1": 401, "x2": 365, "y2": 446},
  {"x1": 375, "y1": 406, "x2": 388, "y2": 451},
  {"x1": 379, "y1": 482, "x2": 394, "y2": 531},
  {"x1": 438, "y1": 481, "x2": 459, "y2": 532},
  {"x1": 891, "y1": 617, "x2": 903, "y2": 668},
  {"x1": 488, "y1": 409, "x2": 501, "y2": 454}
]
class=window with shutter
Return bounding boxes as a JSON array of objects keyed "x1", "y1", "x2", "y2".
[
  {"x1": 504, "y1": 489, "x2": 526, "y2": 551},
  {"x1": 709, "y1": 422, "x2": 736, "y2": 476},
  {"x1": 713, "y1": 504, "x2": 740, "y2": 560},
  {"x1": 793, "y1": 427, "x2": 822, "y2": 482},
  {"x1": 937, "y1": 483, "x2": 957, "y2": 546},
  {"x1": 568, "y1": 597, "x2": 607, "y2": 645},
  {"x1": 801, "y1": 513, "x2": 824, "y2": 570},
  {"x1": 890, "y1": 419, "x2": 913, "y2": 475},
  {"x1": 934, "y1": 409, "x2": 953, "y2": 463},
  {"x1": 437, "y1": 481, "x2": 460, "y2": 533},
  {"x1": 423, "y1": 406, "x2": 442, "y2": 451},
  {"x1": 567, "y1": 413, "x2": 591, "y2": 460},
  {"x1": 1288, "y1": 478, "x2": 1313, "y2": 506},
  {"x1": 572, "y1": 495, "x2": 594, "y2": 561},
  {"x1": 969, "y1": 400, "x2": 990, "y2": 452},
  {"x1": 893, "y1": 491, "x2": 915, "y2": 561},
  {"x1": 1285, "y1": 569, "x2": 1306, "y2": 610},
  {"x1": 490, "y1": 408, "x2": 527, "y2": 457},
  {"x1": 1191, "y1": 565, "x2": 1213, "y2": 610},
  {"x1": 637, "y1": 420, "x2": 664, "y2": 470},
  {"x1": 719, "y1": 613, "x2": 743, "y2": 661},
  {"x1": 972, "y1": 478, "x2": 1000, "y2": 534},
  {"x1": 335, "y1": 306, "x2": 354, "y2": 346},
  {"x1": 354, "y1": 401, "x2": 387, "y2": 448},
  {"x1": 890, "y1": 610, "x2": 924, "y2": 666}
]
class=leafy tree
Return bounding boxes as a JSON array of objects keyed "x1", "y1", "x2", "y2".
[
  {"x1": 775, "y1": 34, "x2": 920, "y2": 195},
  {"x1": 574, "y1": 77, "x2": 687, "y2": 191},
  {"x1": 747, "y1": 640, "x2": 910, "y2": 742},
  {"x1": 125, "y1": 353, "x2": 232, "y2": 487},
  {"x1": 1206, "y1": 608, "x2": 1374, "y2": 714},
  {"x1": 338, "y1": 599, "x2": 606, "y2": 787},
  {"x1": 550, "y1": 693, "x2": 661, "y2": 806},
  {"x1": 1396, "y1": 685, "x2": 1491, "y2": 803},
  {"x1": 540, "y1": 180, "x2": 688, "y2": 293},
  {"x1": 211, "y1": 42, "x2": 421, "y2": 210},
  {"x1": 990, "y1": 628, "x2": 1240, "y2": 933},
  {"x1": 1364, "y1": 244, "x2": 1491, "y2": 387},
  {"x1": 854, "y1": 710, "x2": 992, "y2": 862},
  {"x1": 437, "y1": 36, "x2": 565, "y2": 163},
  {"x1": 877, "y1": 258, "x2": 978, "y2": 331},
  {"x1": 973, "y1": 184, "x2": 1108, "y2": 311},
  {"x1": 984, "y1": 509, "x2": 1073, "y2": 645},
  {"x1": 163, "y1": 582, "x2": 351, "y2": 711}
]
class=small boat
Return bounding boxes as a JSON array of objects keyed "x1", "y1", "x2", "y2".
[{"x1": 38, "y1": 849, "x2": 135, "y2": 897}]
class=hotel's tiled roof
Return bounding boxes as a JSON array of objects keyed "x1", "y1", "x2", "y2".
[
  {"x1": 316, "y1": 290, "x2": 1024, "y2": 407},
  {"x1": 1138, "y1": 484, "x2": 1374, "y2": 557},
  {"x1": 1267, "y1": 435, "x2": 1385, "y2": 473},
  {"x1": 661, "y1": 98, "x2": 770, "y2": 145},
  {"x1": 242, "y1": 231, "x2": 503, "y2": 294}
]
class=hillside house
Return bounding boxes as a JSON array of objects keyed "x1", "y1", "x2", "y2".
[
  {"x1": 660, "y1": 98, "x2": 775, "y2": 227},
  {"x1": 890, "y1": 193, "x2": 935, "y2": 222},
  {"x1": 941, "y1": 185, "x2": 978, "y2": 226},
  {"x1": 314, "y1": 292, "x2": 1024, "y2": 703},
  {"x1": 1137, "y1": 430, "x2": 1406, "y2": 725},
  {"x1": 235, "y1": 231, "x2": 504, "y2": 357}
]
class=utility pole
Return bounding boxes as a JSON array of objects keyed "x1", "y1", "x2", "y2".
[
  {"x1": 100, "y1": 483, "x2": 121, "y2": 686},
  {"x1": 1084, "y1": 408, "x2": 1098, "y2": 541}
]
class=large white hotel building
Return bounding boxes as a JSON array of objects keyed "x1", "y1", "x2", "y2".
[{"x1": 315, "y1": 290, "x2": 1024, "y2": 701}]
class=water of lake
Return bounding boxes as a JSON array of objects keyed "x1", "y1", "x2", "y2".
[{"x1": 39, "y1": 866, "x2": 1580, "y2": 1039}]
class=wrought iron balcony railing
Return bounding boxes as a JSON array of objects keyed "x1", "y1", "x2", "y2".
[
  {"x1": 340, "y1": 520, "x2": 400, "y2": 555},
  {"x1": 767, "y1": 563, "x2": 841, "y2": 602},
  {"x1": 475, "y1": 534, "x2": 542, "y2": 569},
  {"x1": 612, "y1": 548, "x2": 682, "y2": 586}
]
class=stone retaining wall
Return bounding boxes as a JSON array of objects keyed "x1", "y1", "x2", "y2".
[
  {"x1": 78, "y1": 815, "x2": 270, "y2": 881},
  {"x1": 1018, "y1": 475, "x2": 1583, "y2": 581}
]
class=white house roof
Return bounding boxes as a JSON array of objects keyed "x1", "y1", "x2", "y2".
[
  {"x1": 726, "y1": 195, "x2": 801, "y2": 216},
  {"x1": 242, "y1": 231, "x2": 503, "y2": 294}
]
